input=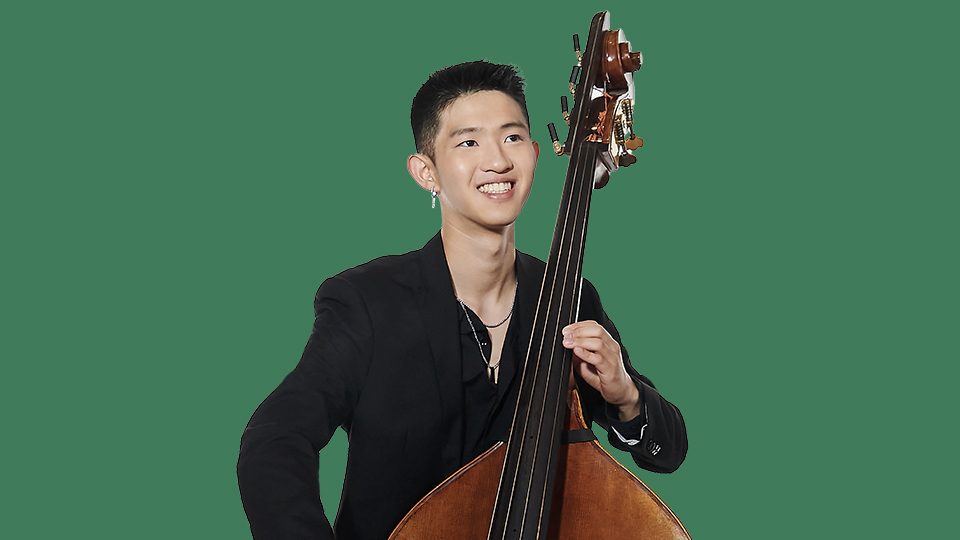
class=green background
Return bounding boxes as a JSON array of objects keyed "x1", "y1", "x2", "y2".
[{"x1": 3, "y1": 1, "x2": 955, "y2": 538}]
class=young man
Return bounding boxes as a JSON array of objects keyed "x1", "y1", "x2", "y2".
[{"x1": 238, "y1": 61, "x2": 686, "y2": 540}]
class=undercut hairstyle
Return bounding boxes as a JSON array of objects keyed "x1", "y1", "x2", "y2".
[{"x1": 411, "y1": 60, "x2": 530, "y2": 159}]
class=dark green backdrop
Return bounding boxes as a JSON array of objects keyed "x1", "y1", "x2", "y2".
[{"x1": 3, "y1": 1, "x2": 955, "y2": 538}]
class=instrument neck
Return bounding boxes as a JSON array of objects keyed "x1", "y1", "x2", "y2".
[{"x1": 489, "y1": 141, "x2": 601, "y2": 540}]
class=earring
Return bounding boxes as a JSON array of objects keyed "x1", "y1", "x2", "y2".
[{"x1": 431, "y1": 188, "x2": 437, "y2": 209}]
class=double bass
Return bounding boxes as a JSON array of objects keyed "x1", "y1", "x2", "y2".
[{"x1": 390, "y1": 11, "x2": 690, "y2": 539}]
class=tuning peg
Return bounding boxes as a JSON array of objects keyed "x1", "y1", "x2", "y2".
[
  {"x1": 624, "y1": 135, "x2": 643, "y2": 151},
  {"x1": 560, "y1": 95, "x2": 570, "y2": 125},
  {"x1": 547, "y1": 123, "x2": 564, "y2": 155},
  {"x1": 573, "y1": 34, "x2": 581, "y2": 65},
  {"x1": 619, "y1": 153, "x2": 637, "y2": 167},
  {"x1": 569, "y1": 65, "x2": 580, "y2": 95}
]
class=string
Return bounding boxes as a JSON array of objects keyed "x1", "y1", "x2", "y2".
[
  {"x1": 497, "y1": 140, "x2": 595, "y2": 538},
  {"x1": 529, "y1": 142, "x2": 593, "y2": 531},
  {"x1": 492, "y1": 20, "x2": 609, "y2": 537}
]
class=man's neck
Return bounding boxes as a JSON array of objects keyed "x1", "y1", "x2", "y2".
[{"x1": 441, "y1": 223, "x2": 517, "y2": 318}]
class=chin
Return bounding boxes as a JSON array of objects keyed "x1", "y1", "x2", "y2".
[{"x1": 483, "y1": 216, "x2": 520, "y2": 231}]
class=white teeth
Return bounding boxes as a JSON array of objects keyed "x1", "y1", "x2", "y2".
[{"x1": 478, "y1": 182, "x2": 513, "y2": 194}]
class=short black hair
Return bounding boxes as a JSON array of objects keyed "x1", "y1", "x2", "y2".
[{"x1": 411, "y1": 60, "x2": 530, "y2": 159}]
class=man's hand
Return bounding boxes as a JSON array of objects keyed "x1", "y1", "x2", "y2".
[{"x1": 561, "y1": 321, "x2": 640, "y2": 422}]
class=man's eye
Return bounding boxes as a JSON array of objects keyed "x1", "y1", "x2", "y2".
[
  {"x1": 505, "y1": 134, "x2": 523, "y2": 142},
  {"x1": 457, "y1": 140, "x2": 478, "y2": 147}
]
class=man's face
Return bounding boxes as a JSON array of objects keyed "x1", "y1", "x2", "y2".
[{"x1": 429, "y1": 90, "x2": 539, "y2": 233}]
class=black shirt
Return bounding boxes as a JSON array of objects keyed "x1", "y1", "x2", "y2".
[{"x1": 458, "y1": 294, "x2": 522, "y2": 463}]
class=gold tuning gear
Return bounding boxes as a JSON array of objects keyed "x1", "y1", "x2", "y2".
[{"x1": 623, "y1": 99, "x2": 634, "y2": 129}]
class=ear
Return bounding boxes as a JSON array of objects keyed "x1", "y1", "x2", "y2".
[
  {"x1": 407, "y1": 153, "x2": 438, "y2": 192},
  {"x1": 532, "y1": 140, "x2": 540, "y2": 161}
]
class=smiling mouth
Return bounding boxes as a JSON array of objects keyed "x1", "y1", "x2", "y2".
[{"x1": 477, "y1": 182, "x2": 514, "y2": 194}]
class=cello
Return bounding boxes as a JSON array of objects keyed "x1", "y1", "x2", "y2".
[{"x1": 389, "y1": 11, "x2": 690, "y2": 539}]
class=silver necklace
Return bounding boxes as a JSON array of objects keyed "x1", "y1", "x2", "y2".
[
  {"x1": 456, "y1": 282, "x2": 517, "y2": 328},
  {"x1": 456, "y1": 284, "x2": 517, "y2": 382}
]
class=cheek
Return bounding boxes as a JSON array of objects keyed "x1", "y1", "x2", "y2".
[
  {"x1": 454, "y1": 159, "x2": 474, "y2": 177},
  {"x1": 439, "y1": 161, "x2": 473, "y2": 185},
  {"x1": 515, "y1": 147, "x2": 538, "y2": 173}
]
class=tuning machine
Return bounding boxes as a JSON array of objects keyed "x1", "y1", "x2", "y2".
[
  {"x1": 547, "y1": 122, "x2": 564, "y2": 156},
  {"x1": 551, "y1": 34, "x2": 583, "y2": 156},
  {"x1": 612, "y1": 98, "x2": 643, "y2": 167},
  {"x1": 549, "y1": 94, "x2": 573, "y2": 154},
  {"x1": 569, "y1": 33, "x2": 581, "y2": 95},
  {"x1": 573, "y1": 33, "x2": 582, "y2": 65}
]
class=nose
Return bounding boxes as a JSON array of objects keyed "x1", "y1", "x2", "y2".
[{"x1": 481, "y1": 142, "x2": 513, "y2": 174}]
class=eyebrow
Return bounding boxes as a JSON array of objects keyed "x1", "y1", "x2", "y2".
[{"x1": 448, "y1": 122, "x2": 529, "y2": 139}]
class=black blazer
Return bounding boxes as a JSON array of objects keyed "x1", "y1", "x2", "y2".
[{"x1": 238, "y1": 233, "x2": 686, "y2": 540}]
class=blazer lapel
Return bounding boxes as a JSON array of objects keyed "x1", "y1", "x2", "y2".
[
  {"x1": 414, "y1": 237, "x2": 549, "y2": 472},
  {"x1": 416, "y1": 232, "x2": 464, "y2": 472}
]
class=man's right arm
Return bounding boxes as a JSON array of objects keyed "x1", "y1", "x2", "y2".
[{"x1": 238, "y1": 276, "x2": 374, "y2": 540}]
